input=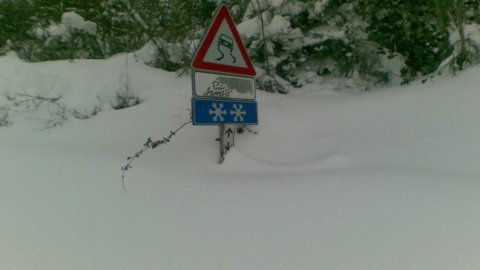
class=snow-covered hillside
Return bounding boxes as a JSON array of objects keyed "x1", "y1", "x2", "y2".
[{"x1": 1, "y1": 53, "x2": 479, "y2": 270}]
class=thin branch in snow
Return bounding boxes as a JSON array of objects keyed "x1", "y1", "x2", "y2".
[{"x1": 121, "y1": 120, "x2": 192, "y2": 191}]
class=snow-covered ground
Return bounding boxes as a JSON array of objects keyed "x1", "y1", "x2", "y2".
[{"x1": 1, "y1": 53, "x2": 479, "y2": 270}]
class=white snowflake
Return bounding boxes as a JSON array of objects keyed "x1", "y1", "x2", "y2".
[
  {"x1": 209, "y1": 102, "x2": 227, "y2": 122},
  {"x1": 230, "y1": 104, "x2": 247, "y2": 122}
]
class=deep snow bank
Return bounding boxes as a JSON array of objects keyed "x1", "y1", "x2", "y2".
[{"x1": 0, "y1": 54, "x2": 479, "y2": 270}]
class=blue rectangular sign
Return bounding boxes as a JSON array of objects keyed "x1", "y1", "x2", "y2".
[{"x1": 192, "y1": 98, "x2": 258, "y2": 125}]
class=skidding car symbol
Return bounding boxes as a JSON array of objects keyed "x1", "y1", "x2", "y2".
[{"x1": 216, "y1": 34, "x2": 236, "y2": 63}]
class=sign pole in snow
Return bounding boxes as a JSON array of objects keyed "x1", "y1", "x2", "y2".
[
  {"x1": 220, "y1": 124, "x2": 235, "y2": 163},
  {"x1": 191, "y1": 4, "x2": 257, "y2": 163}
]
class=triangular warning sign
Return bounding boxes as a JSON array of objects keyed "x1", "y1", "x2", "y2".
[{"x1": 191, "y1": 5, "x2": 256, "y2": 77}]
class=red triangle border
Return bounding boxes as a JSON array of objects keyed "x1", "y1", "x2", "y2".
[{"x1": 191, "y1": 5, "x2": 256, "y2": 77}]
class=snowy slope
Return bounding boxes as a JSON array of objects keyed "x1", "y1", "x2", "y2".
[{"x1": 0, "y1": 54, "x2": 479, "y2": 270}]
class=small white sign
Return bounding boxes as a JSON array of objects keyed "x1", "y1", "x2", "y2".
[{"x1": 193, "y1": 71, "x2": 255, "y2": 100}]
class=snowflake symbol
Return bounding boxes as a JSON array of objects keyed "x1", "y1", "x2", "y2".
[
  {"x1": 230, "y1": 104, "x2": 247, "y2": 122},
  {"x1": 209, "y1": 102, "x2": 227, "y2": 122}
]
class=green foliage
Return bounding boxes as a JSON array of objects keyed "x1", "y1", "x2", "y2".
[
  {"x1": 242, "y1": 0, "x2": 395, "y2": 89},
  {"x1": 1, "y1": 0, "x2": 479, "y2": 87},
  {"x1": 358, "y1": 0, "x2": 449, "y2": 78},
  {"x1": 0, "y1": 0, "x2": 36, "y2": 55}
]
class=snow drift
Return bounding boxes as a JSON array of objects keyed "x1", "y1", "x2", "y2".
[{"x1": 0, "y1": 54, "x2": 479, "y2": 270}]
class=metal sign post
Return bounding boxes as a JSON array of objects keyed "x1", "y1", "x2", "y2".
[
  {"x1": 219, "y1": 124, "x2": 235, "y2": 163},
  {"x1": 190, "y1": 4, "x2": 257, "y2": 163}
]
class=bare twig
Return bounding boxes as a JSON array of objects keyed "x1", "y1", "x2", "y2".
[
  {"x1": 121, "y1": 120, "x2": 192, "y2": 191},
  {"x1": 241, "y1": 124, "x2": 258, "y2": 134},
  {"x1": 14, "y1": 94, "x2": 93, "y2": 118}
]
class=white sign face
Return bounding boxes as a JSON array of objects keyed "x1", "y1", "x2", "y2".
[
  {"x1": 203, "y1": 20, "x2": 248, "y2": 69},
  {"x1": 193, "y1": 71, "x2": 255, "y2": 100}
]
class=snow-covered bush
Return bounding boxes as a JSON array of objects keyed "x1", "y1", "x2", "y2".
[
  {"x1": 111, "y1": 70, "x2": 142, "y2": 110},
  {"x1": 451, "y1": 23, "x2": 480, "y2": 69},
  {"x1": 436, "y1": 23, "x2": 480, "y2": 75},
  {"x1": 1, "y1": 0, "x2": 479, "y2": 90},
  {"x1": 238, "y1": 0, "x2": 404, "y2": 90},
  {"x1": 104, "y1": 0, "x2": 220, "y2": 71},
  {"x1": 0, "y1": 108, "x2": 10, "y2": 126},
  {"x1": 30, "y1": 11, "x2": 99, "y2": 61}
]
